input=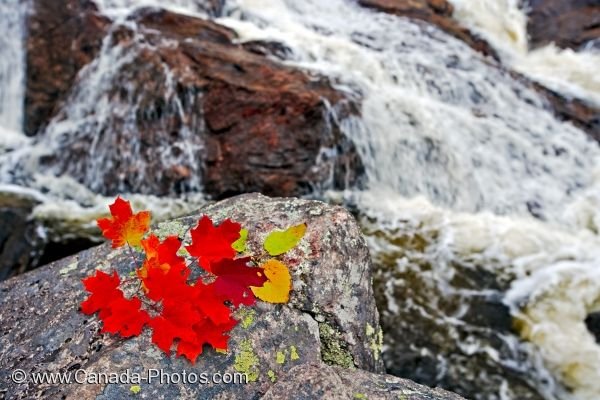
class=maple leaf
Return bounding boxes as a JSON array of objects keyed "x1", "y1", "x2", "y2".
[
  {"x1": 263, "y1": 223, "x2": 307, "y2": 256},
  {"x1": 251, "y1": 259, "x2": 292, "y2": 303},
  {"x1": 100, "y1": 294, "x2": 150, "y2": 337},
  {"x1": 138, "y1": 234, "x2": 187, "y2": 281},
  {"x1": 185, "y1": 216, "x2": 241, "y2": 273},
  {"x1": 81, "y1": 270, "x2": 121, "y2": 315},
  {"x1": 143, "y1": 260, "x2": 192, "y2": 303},
  {"x1": 81, "y1": 270, "x2": 149, "y2": 337},
  {"x1": 175, "y1": 316, "x2": 238, "y2": 363},
  {"x1": 97, "y1": 197, "x2": 151, "y2": 248},
  {"x1": 211, "y1": 257, "x2": 267, "y2": 306},
  {"x1": 149, "y1": 284, "x2": 238, "y2": 363},
  {"x1": 194, "y1": 282, "x2": 235, "y2": 325},
  {"x1": 150, "y1": 299, "x2": 204, "y2": 358}
]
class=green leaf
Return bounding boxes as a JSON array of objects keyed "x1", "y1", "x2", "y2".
[
  {"x1": 264, "y1": 223, "x2": 306, "y2": 256},
  {"x1": 232, "y1": 228, "x2": 249, "y2": 253}
]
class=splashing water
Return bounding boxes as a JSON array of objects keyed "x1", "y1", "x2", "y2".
[{"x1": 219, "y1": 0, "x2": 599, "y2": 224}]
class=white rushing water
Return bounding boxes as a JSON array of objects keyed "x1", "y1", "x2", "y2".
[
  {"x1": 215, "y1": 0, "x2": 600, "y2": 399},
  {"x1": 0, "y1": 0, "x2": 26, "y2": 132},
  {"x1": 0, "y1": 0, "x2": 599, "y2": 399}
]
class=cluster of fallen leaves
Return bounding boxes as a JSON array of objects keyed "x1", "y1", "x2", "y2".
[{"x1": 81, "y1": 197, "x2": 306, "y2": 363}]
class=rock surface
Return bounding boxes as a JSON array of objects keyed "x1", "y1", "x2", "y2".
[
  {"x1": 358, "y1": 0, "x2": 499, "y2": 59},
  {"x1": 262, "y1": 364, "x2": 465, "y2": 400},
  {"x1": 25, "y1": 0, "x2": 110, "y2": 136},
  {"x1": 586, "y1": 312, "x2": 600, "y2": 344},
  {"x1": 0, "y1": 194, "x2": 465, "y2": 399},
  {"x1": 27, "y1": 6, "x2": 364, "y2": 199},
  {"x1": 527, "y1": 0, "x2": 600, "y2": 51},
  {"x1": 361, "y1": 219, "x2": 548, "y2": 400},
  {"x1": 0, "y1": 191, "x2": 43, "y2": 281}
]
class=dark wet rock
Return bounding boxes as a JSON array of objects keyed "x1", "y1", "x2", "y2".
[
  {"x1": 358, "y1": 0, "x2": 499, "y2": 59},
  {"x1": 361, "y1": 221, "x2": 549, "y2": 400},
  {"x1": 527, "y1": 0, "x2": 600, "y2": 51},
  {"x1": 0, "y1": 189, "x2": 100, "y2": 282},
  {"x1": 0, "y1": 194, "x2": 398, "y2": 399},
  {"x1": 262, "y1": 364, "x2": 466, "y2": 400},
  {"x1": 585, "y1": 312, "x2": 600, "y2": 344},
  {"x1": 25, "y1": 0, "x2": 110, "y2": 136},
  {"x1": 242, "y1": 40, "x2": 294, "y2": 61},
  {"x1": 0, "y1": 191, "x2": 43, "y2": 281},
  {"x1": 30, "y1": 6, "x2": 364, "y2": 199}
]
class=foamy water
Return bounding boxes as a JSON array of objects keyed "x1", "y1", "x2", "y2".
[{"x1": 0, "y1": 0, "x2": 599, "y2": 399}]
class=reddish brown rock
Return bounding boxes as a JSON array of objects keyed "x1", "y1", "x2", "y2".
[
  {"x1": 36, "y1": 7, "x2": 364, "y2": 198},
  {"x1": 358, "y1": 0, "x2": 499, "y2": 59},
  {"x1": 25, "y1": 0, "x2": 110, "y2": 136},
  {"x1": 527, "y1": 0, "x2": 600, "y2": 50}
]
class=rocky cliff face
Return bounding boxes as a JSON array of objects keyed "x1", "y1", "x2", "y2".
[{"x1": 0, "y1": 194, "x2": 462, "y2": 400}]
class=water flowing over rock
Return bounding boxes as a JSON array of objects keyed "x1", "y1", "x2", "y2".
[
  {"x1": 358, "y1": 0, "x2": 499, "y2": 59},
  {"x1": 25, "y1": 0, "x2": 111, "y2": 136},
  {"x1": 0, "y1": 194, "x2": 463, "y2": 400},
  {"x1": 24, "y1": 6, "x2": 363, "y2": 199},
  {"x1": 358, "y1": 0, "x2": 600, "y2": 142},
  {"x1": 527, "y1": 0, "x2": 600, "y2": 51}
]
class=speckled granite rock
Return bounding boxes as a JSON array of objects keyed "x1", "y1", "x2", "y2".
[
  {"x1": 0, "y1": 194, "x2": 392, "y2": 399},
  {"x1": 262, "y1": 364, "x2": 465, "y2": 400}
]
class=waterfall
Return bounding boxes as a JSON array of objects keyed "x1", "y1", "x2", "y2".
[
  {"x1": 218, "y1": 0, "x2": 599, "y2": 224},
  {"x1": 0, "y1": 0, "x2": 599, "y2": 399},
  {"x1": 215, "y1": 1, "x2": 600, "y2": 399},
  {"x1": 0, "y1": 0, "x2": 26, "y2": 133}
]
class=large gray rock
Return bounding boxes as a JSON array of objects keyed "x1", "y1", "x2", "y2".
[
  {"x1": 0, "y1": 194, "x2": 465, "y2": 399},
  {"x1": 0, "y1": 194, "x2": 461, "y2": 399},
  {"x1": 262, "y1": 364, "x2": 465, "y2": 400}
]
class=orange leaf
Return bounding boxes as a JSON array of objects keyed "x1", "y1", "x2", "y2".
[
  {"x1": 251, "y1": 259, "x2": 292, "y2": 303},
  {"x1": 138, "y1": 234, "x2": 186, "y2": 282},
  {"x1": 97, "y1": 197, "x2": 151, "y2": 248}
]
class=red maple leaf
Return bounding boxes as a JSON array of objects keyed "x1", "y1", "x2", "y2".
[
  {"x1": 139, "y1": 234, "x2": 187, "y2": 280},
  {"x1": 142, "y1": 260, "x2": 193, "y2": 302},
  {"x1": 211, "y1": 257, "x2": 267, "y2": 306},
  {"x1": 81, "y1": 270, "x2": 150, "y2": 337},
  {"x1": 100, "y1": 294, "x2": 150, "y2": 337},
  {"x1": 147, "y1": 276, "x2": 238, "y2": 363},
  {"x1": 150, "y1": 299, "x2": 205, "y2": 359},
  {"x1": 81, "y1": 270, "x2": 121, "y2": 315},
  {"x1": 97, "y1": 197, "x2": 151, "y2": 248},
  {"x1": 194, "y1": 282, "x2": 235, "y2": 325},
  {"x1": 185, "y1": 216, "x2": 241, "y2": 273}
]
